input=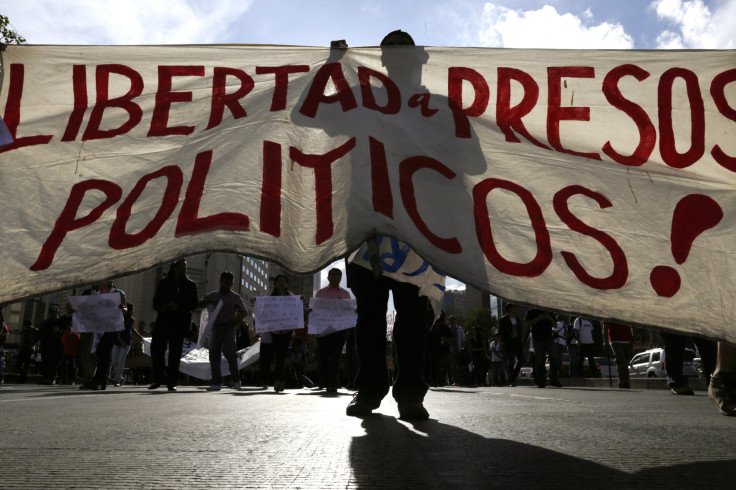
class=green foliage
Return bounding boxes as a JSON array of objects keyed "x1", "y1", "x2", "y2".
[
  {"x1": 462, "y1": 308, "x2": 498, "y2": 339},
  {"x1": 1, "y1": 15, "x2": 26, "y2": 45}
]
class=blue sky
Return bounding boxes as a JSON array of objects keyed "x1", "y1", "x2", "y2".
[
  {"x1": 3, "y1": 0, "x2": 735, "y2": 293},
  {"x1": 4, "y1": 0, "x2": 735, "y2": 49}
]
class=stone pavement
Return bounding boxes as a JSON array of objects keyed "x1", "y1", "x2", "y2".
[{"x1": 1, "y1": 382, "x2": 734, "y2": 489}]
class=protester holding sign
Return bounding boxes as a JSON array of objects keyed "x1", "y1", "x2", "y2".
[
  {"x1": 313, "y1": 268, "x2": 353, "y2": 393},
  {"x1": 268, "y1": 274, "x2": 297, "y2": 393},
  {"x1": 89, "y1": 281, "x2": 127, "y2": 391},
  {"x1": 109, "y1": 302, "x2": 136, "y2": 387},
  {"x1": 150, "y1": 259, "x2": 199, "y2": 392},
  {"x1": 200, "y1": 271, "x2": 248, "y2": 391}
]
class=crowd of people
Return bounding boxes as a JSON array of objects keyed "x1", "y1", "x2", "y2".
[{"x1": 2, "y1": 258, "x2": 735, "y2": 420}]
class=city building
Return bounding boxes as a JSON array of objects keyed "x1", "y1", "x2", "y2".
[{"x1": 442, "y1": 285, "x2": 490, "y2": 319}]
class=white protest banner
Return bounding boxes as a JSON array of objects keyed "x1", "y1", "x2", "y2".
[
  {"x1": 197, "y1": 301, "x2": 222, "y2": 348},
  {"x1": 68, "y1": 293, "x2": 124, "y2": 333},
  {"x1": 1, "y1": 45, "x2": 736, "y2": 342},
  {"x1": 142, "y1": 337, "x2": 260, "y2": 380},
  {"x1": 254, "y1": 296, "x2": 304, "y2": 333},
  {"x1": 308, "y1": 297, "x2": 357, "y2": 336}
]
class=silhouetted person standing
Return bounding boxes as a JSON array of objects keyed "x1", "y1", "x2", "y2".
[{"x1": 150, "y1": 259, "x2": 199, "y2": 392}]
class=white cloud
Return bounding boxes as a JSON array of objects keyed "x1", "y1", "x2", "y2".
[
  {"x1": 477, "y1": 4, "x2": 634, "y2": 49},
  {"x1": 5, "y1": 0, "x2": 254, "y2": 45},
  {"x1": 651, "y1": 0, "x2": 736, "y2": 48}
]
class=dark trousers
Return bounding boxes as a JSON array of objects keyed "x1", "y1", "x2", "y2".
[
  {"x1": 271, "y1": 332, "x2": 292, "y2": 382},
  {"x1": 317, "y1": 330, "x2": 347, "y2": 389},
  {"x1": 92, "y1": 332, "x2": 117, "y2": 387},
  {"x1": 663, "y1": 333, "x2": 717, "y2": 386},
  {"x1": 610, "y1": 342, "x2": 633, "y2": 384},
  {"x1": 41, "y1": 343, "x2": 62, "y2": 382},
  {"x1": 534, "y1": 339, "x2": 559, "y2": 386},
  {"x1": 577, "y1": 343, "x2": 597, "y2": 376},
  {"x1": 17, "y1": 348, "x2": 33, "y2": 381},
  {"x1": 259, "y1": 341, "x2": 274, "y2": 386},
  {"x1": 151, "y1": 317, "x2": 186, "y2": 388},
  {"x1": 348, "y1": 263, "x2": 428, "y2": 403},
  {"x1": 505, "y1": 338, "x2": 524, "y2": 382},
  {"x1": 425, "y1": 334, "x2": 444, "y2": 387},
  {"x1": 209, "y1": 325, "x2": 238, "y2": 385}
]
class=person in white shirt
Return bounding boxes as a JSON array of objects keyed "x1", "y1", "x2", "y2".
[
  {"x1": 553, "y1": 317, "x2": 567, "y2": 378},
  {"x1": 489, "y1": 334, "x2": 507, "y2": 386},
  {"x1": 574, "y1": 316, "x2": 599, "y2": 377}
]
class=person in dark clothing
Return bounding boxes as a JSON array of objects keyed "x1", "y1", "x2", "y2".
[
  {"x1": 663, "y1": 332, "x2": 717, "y2": 396},
  {"x1": 425, "y1": 311, "x2": 445, "y2": 387},
  {"x1": 149, "y1": 259, "x2": 199, "y2": 392},
  {"x1": 17, "y1": 319, "x2": 38, "y2": 382},
  {"x1": 498, "y1": 303, "x2": 524, "y2": 386},
  {"x1": 37, "y1": 305, "x2": 64, "y2": 384},
  {"x1": 469, "y1": 326, "x2": 490, "y2": 387},
  {"x1": 525, "y1": 308, "x2": 561, "y2": 388}
]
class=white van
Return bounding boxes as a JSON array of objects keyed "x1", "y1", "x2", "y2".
[{"x1": 628, "y1": 347, "x2": 697, "y2": 378}]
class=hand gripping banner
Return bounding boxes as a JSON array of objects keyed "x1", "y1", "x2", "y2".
[{"x1": 0, "y1": 44, "x2": 735, "y2": 341}]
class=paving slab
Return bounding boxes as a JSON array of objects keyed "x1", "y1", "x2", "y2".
[{"x1": 1, "y1": 383, "x2": 734, "y2": 489}]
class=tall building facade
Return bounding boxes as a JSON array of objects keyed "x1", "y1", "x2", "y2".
[{"x1": 441, "y1": 285, "x2": 489, "y2": 319}]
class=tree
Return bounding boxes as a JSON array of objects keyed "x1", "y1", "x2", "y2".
[
  {"x1": 1, "y1": 15, "x2": 26, "y2": 45},
  {"x1": 463, "y1": 308, "x2": 498, "y2": 339}
]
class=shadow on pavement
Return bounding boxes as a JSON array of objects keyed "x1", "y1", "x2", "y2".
[{"x1": 349, "y1": 414, "x2": 734, "y2": 489}]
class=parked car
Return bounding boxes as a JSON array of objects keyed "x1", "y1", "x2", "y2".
[
  {"x1": 628, "y1": 347, "x2": 697, "y2": 378},
  {"x1": 595, "y1": 357, "x2": 618, "y2": 378}
]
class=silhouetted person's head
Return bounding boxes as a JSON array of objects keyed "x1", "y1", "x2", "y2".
[{"x1": 381, "y1": 29, "x2": 426, "y2": 86}]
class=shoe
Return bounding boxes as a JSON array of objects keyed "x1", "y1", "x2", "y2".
[
  {"x1": 550, "y1": 381, "x2": 563, "y2": 387},
  {"x1": 346, "y1": 393, "x2": 381, "y2": 417},
  {"x1": 326, "y1": 386, "x2": 338, "y2": 394},
  {"x1": 398, "y1": 401, "x2": 430, "y2": 421},
  {"x1": 536, "y1": 384, "x2": 545, "y2": 388},
  {"x1": 708, "y1": 375, "x2": 736, "y2": 416},
  {"x1": 114, "y1": 383, "x2": 121, "y2": 387},
  {"x1": 92, "y1": 384, "x2": 106, "y2": 391},
  {"x1": 207, "y1": 384, "x2": 221, "y2": 391},
  {"x1": 508, "y1": 382, "x2": 516, "y2": 387},
  {"x1": 671, "y1": 385, "x2": 694, "y2": 396},
  {"x1": 79, "y1": 383, "x2": 95, "y2": 390},
  {"x1": 168, "y1": 386, "x2": 177, "y2": 392},
  {"x1": 148, "y1": 383, "x2": 161, "y2": 390},
  {"x1": 274, "y1": 380, "x2": 285, "y2": 392},
  {"x1": 232, "y1": 381, "x2": 241, "y2": 391},
  {"x1": 300, "y1": 375, "x2": 315, "y2": 388}
]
